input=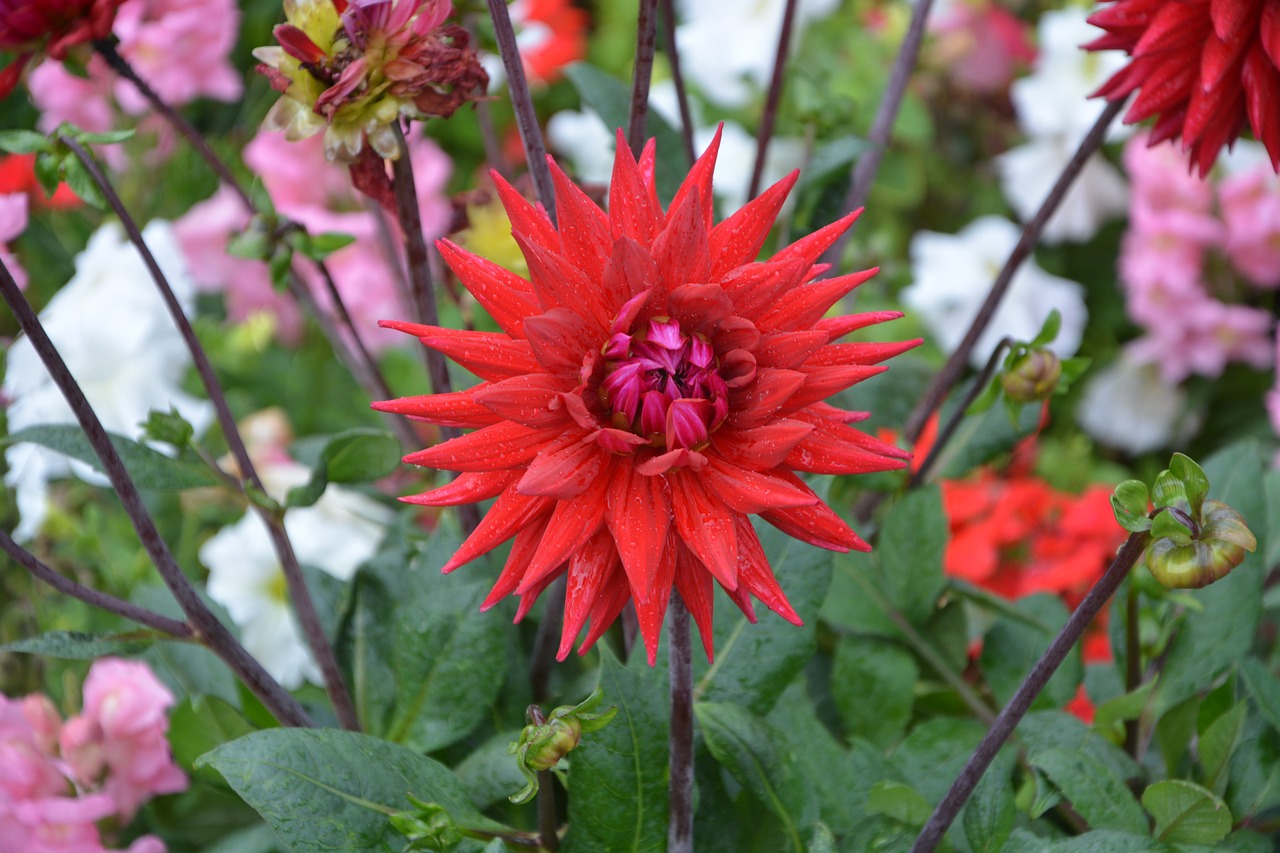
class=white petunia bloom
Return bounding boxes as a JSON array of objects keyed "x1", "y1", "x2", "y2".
[
  {"x1": 200, "y1": 459, "x2": 391, "y2": 689},
  {"x1": 3, "y1": 221, "x2": 212, "y2": 540},
  {"x1": 675, "y1": 0, "x2": 839, "y2": 107},
  {"x1": 998, "y1": 8, "x2": 1130, "y2": 243},
  {"x1": 1077, "y1": 355, "x2": 1191, "y2": 455},
  {"x1": 902, "y1": 216, "x2": 1088, "y2": 368}
]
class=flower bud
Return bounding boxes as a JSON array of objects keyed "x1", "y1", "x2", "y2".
[
  {"x1": 1145, "y1": 500, "x2": 1256, "y2": 589},
  {"x1": 522, "y1": 717, "x2": 584, "y2": 772},
  {"x1": 1000, "y1": 348, "x2": 1062, "y2": 402},
  {"x1": 389, "y1": 796, "x2": 464, "y2": 852}
]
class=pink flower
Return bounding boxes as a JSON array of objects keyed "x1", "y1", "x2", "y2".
[
  {"x1": 1123, "y1": 134, "x2": 1222, "y2": 242},
  {"x1": 1128, "y1": 297, "x2": 1274, "y2": 383},
  {"x1": 1219, "y1": 164, "x2": 1280, "y2": 288},
  {"x1": 0, "y1": 192, "x2": 28, "y2": 289},
  {"x1": 929, "y1": 0, "x2": 1035, "y2": 93},
  {"x1": 60, "y1": 658, "x2": 187, "y2": 820},
  {"x1": 0, "y1": 694, "x2": 66, "y2": 802},
  {"x1": 0, "y1": 792, "x2": 117, "y2": 853},
  {"x1": 109, "y1": 0, "x2": 241, "y2": 112}
]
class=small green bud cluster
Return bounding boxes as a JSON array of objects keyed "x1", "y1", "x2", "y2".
[{"x1": 508, "y1": 687, "x2": 618, "y2": 804}]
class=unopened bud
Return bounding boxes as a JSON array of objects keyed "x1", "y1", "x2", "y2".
[
  {"x1": 389, "y1": 796, "x2": 464, "y2": 852},
  {"x1": 1000, "y1": 349, "x2": 1062, "y2": 402},
  {"x1": 523, "y1": 717, "x2": 583, "y2": 772},
  {"x1": 1145, "y1": 500, "x2": 1256, "y2": 589}
]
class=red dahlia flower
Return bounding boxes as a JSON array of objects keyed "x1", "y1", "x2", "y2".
[
  {"x1": 1086, "y1": 0, "x2": 1280, "y2": 176},
  {"x1": 0, "y1": 0, "x2": 125, "y2": 97},
  {"x1": 376, "y1": 129, "x2": 918, "y2": 664}
]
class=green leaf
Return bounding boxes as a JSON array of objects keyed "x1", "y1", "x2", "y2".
[
  {"x1": 876, "y1": 485, "x2": 947, "y2": 625},
  {"x1": 564, "y1": 647, "x2": 668, "y2": 853},
  {"x1": 1092, "y1": 681, "x2": 1156, "y2": 734},
  {"x1": 891, "y1": 717, "x2": 987, "y2": 805},
  {"x1": 1262, "y1": 470, "x2": 1280, "y2": 570},
  {"x1": 168, "y1": 696, "x2": 255, "y2": 774},
  {"x1": 2, "y1": 424, "x2": 219, "y2": 491},
  {"x1": 0, "y1": 630, "x2": 155, "y2": 659},
  {"x1": 338, "y1": 525, "x2": 510, "y2": 752},
  {"x1": 1169, "y1": 453, "x2": 1209, "y2": 516},
  {"x1": 1238, "y1": 658, "x2": 1280, "y2": 734},
  {"x1": 73, "y1": 128, "x2": 136, "y2": 145},
  {"x1": 141, "y1": 407, "x2": 196, "y2": 449},
  {"x1": 58, "y1": 151, "x2": 107, "y2": 209},
  {"x1": 965, "y1": 376, "x2": 1002, "y2": 417},
  {"x1": 198, "y1": 729, "x2": 509, "y2": 851},
  {"x1": 454, "y1": 731, "x2": 527, "y2": 811},
  {"x1": 936, "y1": 384, "x2": 1041, "y2": 478},
  {"x1": 697, "y1": 702, "x2": 817, "y2": 852},
  {"x1": 1030, "y1": 748, "x2": 1147, "y2": 834},
  {"x1": 1111, "y1": 480, "x2": 1152, "y2": 533},
  {"x1": 1043, "y1": 831, "x2": 1166, "y2": 852},
  {"x1": 980, "y1": 595, "x2": 1082, "y2": 711},
  {"x1": 1020, "y1": 711, "x2": 1141, "y2": 784},
  {"x1": 33, "y1": 151, "x2": 61, "y2": 197},
  {"x1": 0, "y1": 129, "x2": 52, "y2": 153},
  {"x1": 1152, "y1": 468, "x2": 1190, "y2": 512},
  {"x1": 832, "y1": 636, "x2": 917, "y2": 749},
  {"x1": 563, "y1": 62, "x2": 685, "y2": 204},
  {"x1": 1142, "y1": 780, "x2": 1232, "y2": 845},
  {"x1": 1199, "y1": 702, "x2": 1247, "y2": 795},
  {"x1": 287, "y1": 428, "x2": 401, "y2": 507},
  {"x1": 693, "y1": 516, "x2": 831, "y2": 714},
  {"x1": 866, "y1": 781, "x2": 932, "y2": 827},
  {"x1": 292, "y1": 230, "x2": 356, "y2": 261},
  {"x1": 1030, "y1": 309, "x2": 1062, "y2": 347},
  {"x1": 962, "y1": 752, "x2": 1015, "y2": 853}
]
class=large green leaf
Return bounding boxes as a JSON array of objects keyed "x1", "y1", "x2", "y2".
[
  {"x1": 1019, "y1": 711, "x2": 1140, "y2": 788},
  {"x1": 963, "y1": 751, "x2": 1016, "y2": 853},
  {"x1": 1142, "y1": 780, "x2": 1232, "y2": 845},
  {"x1": 890, "y1": 716, "x2": 987, "y2": 806},
  {"x1": 980, "y1": 595, "x2": 1082, "y2": 711},
  {"x1": 692, "y1": 516, "x2": 832, "y2": 714},
  {"x1": 1030, "y1": 748, "x2": 1147, "y2": 835},
  {"x1": 338, "y1": 524, "x2": 511, "y2": 752},
  {"x1": 696, "y1": 702, "x2": 817, "y2": 853},
  {"x1": 285, "y1": 428, "x2": 400, "y2": 507},
  {"x1": 0, "y1": 630, "x2": 155, "y2": 659},
  {"x1": 1238, "y1": 658, "x2": 1280, "y2": 734},
  {"x1": 877, "y1": 485, "x2": 948, "y2": 624},
  {"x1": 2, "y1": 424, "x2": 218, "y2": 490},
  {"x1": 832, "y1": 636, "x2": 917, "y2": 748},
  {"x1": 198, "y1": 729, "x2": 509, "y2": 852},
  {"x1": 563, "y1": 647, "x2": 668, "y2": 853}
]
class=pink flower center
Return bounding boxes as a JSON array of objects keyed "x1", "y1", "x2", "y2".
[{"x1": 600, "y1": 317, "x2": 729, "y2": 451}]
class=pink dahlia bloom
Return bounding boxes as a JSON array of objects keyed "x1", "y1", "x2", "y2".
[{"x1": 378, "y1": 130, "x2": 918, "y2": 664}]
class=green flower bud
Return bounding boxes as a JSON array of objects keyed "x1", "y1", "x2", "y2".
[
  {"x1": 390, "y1": 796, "x2": 465, "y2": 852},
  {"x1": 1000, "y1": 348, "x2": 1062, "y2": 402},
  {"x1": 522, "y1": 716, "x2": 584, "y2": 772},
  {"x1": 1145, "y1": 500, "x2": 1256, "y2": 589},
  {"x1": 507, "y1": 688, "x2": 618, "y2": 804}
]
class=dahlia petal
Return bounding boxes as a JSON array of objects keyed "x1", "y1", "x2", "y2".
[
  {"x1": 515, "y1": 235, "x2": 612, "y2": 330},
  {"x1": 381, "y1": 321, "x2": 539, "y2": 381},
  {"x1": 634, "y1": 538, "x2": 676, "y2": 665},
  {"x1": 769, "y1": 209, "x2": 861, "y2": 268},
  {"x1": 702, "y1": 455, "x2": 818, "y2": 514},
  {"x1": 436, "y1": 239, "x2": 539, "y2": 336},
  {"x1": 548, "y1": 157, "x2": 610, "y2": 281},
  {"x1": 493, "y1": 171, "x2": 559, "y2": 253},
  {"x1": 712, "y1": 420, "x2": 815, "y2": 470},
  {"x1": 609, "y1": 130, "x2": 660, "y2": 244},
  {"x1": 518, "y1": 481, "x2": 609, "y2": 592},
  {"x1": 274, "y1": 23, "x2": 327, "y2": 63},
  {"x1": 602, "y1": 239, "x2": 661, "y2": 305},
  {"x1": 755, "y1": 268, "x2": 879, "y2": 331},
  {"x1": 1124, "y1": 57, "x2": 1197, "y2": 123},
  {"x1": 670, "y1": 471, "x2": 738, "y2": 591},
  {"x1": 784, "y1": 417, "x2": 910, "y2": 475},
  {"x1": 666, "y1": 123, "x2": 722, "y2": 231},
  {"x1": 443, "y1": 488, "x2": 554, "y2": 573},
  {"x1": 518, "y1": 430, "x2": 608, "y2": 498},
  {"x1": 668, "y1": 283, "x2": 734, "y2": 332},
  {"x1": 709, "y1": 170, "x2": 799, "y2": 278},
  {"x1": 404, "y1": 421, "x2": 561, "y2": 472},
  {"x1": 516, "y1": 567, "x2": 563, "y2": 623},
  {"x1": 781, "y1": 364, "x2": 885, "y2": 410},
  {"x1": 371, "y1": 389, "x2": 500, "y2": 427},
  {"x1": 733, "y1": 515, "x2": 803, "y2": 625},
  {"x1": 1198, "y1": 24, "x2": 1247, "y2": 97},
  {"x1": 1263, "y1": 2, "x2": 1280, "y2": 68},
  {"x1": 638, "y1": 138, "x2": 662, "y2": 210},
  {"x1": 524, "y1": 308, "x2": 598, "y2": 374},
  {"x1": 635, "y1": 447, "x2": 708, "y2": 476},
  {"x1": 1243, "y1": 44, "x2": 1280, "y2": 170},
  {"x1": 727, "y1": 368, "x2": 806, "y2": 429},
  {"x1": 481, "y1": 519, "x2": 548, "y2": 610},
  {"x1": 576, "y1": 562, "x2": 631, "y2": 656},
  {"x1": 1209, "y1": 0, "x2": 1249, "y2": 42},
  {"x1": 722, "y1": 258, "x2": 809, "y2": 318},
  {"x1": 760, "y1": 473, "x2": 868, "y2": 552},
  {"x1": 651, "y1": 185, "x2": 712, "y2": 292},
  {"x1": 606, "y1": 465, "x2": 671, "y2": 600},
  {"x1": 710, "y1": 315, "x2": 763, "y2": 353},
  {"x1": 1136, "y1": 2, "x2": 1212, "y2": 56},
  {"x1": 558, "y1": 531, "x2": 619, "y2": 658},
  {"x1": 794, "y1": 409, "x2": 913, "y2": 460},
  {"x1": 473, "y1": 374, "x2": 573, "y2": 427},
  {"x1": 755, "y1": 331, "x2": 830, "y2": 369},
  {"x1": 673, "y1": 545, "x2": 716, "y2": 662},
  {"x1": 401, "y1": 470, "x2": 519, "y2": 507},
  {"x1": 805, "y1": 339, "x2": 922, "y2": 366}
]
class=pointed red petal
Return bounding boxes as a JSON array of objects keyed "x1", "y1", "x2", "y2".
[
  {"x1": 667, "y1": 283, "x2": 734, "y2": 333},
  {"x1": 815, "y1": 311, "x2": 905, "y2": 340},
  {"x1": 473, "y1": 373, "x2": 573, "y2": 427},
  {"x1": 436, "y1": 239, "x2": 540, "y2": 336},
  {"x1": 514, "y1": 234, "x2": 613, "y2": 331},
  {"x1": 634, "y1": 538, "x2": 676, "y2": 665},
  {"x1": 518, "y1": 430, "x2": 609, "y2": 498},
  {"x1": 755, "y1": 267, "x2": 879, "y2": 332},
  {"x1": 547, "y1": 156, "x2": 610, "y2": 281},
  {"x1": 481, "y1": 519, "x2": 548, "y2": 610},
  {"x1": 756, "y1": 331, "x2": 830, "y2": 368},
  {"x1": 602, "y1": 238, "x2": 662, "y2": 307},
  {"x1": 372, "y1": 389, "x2": 500, "y2": 428},
  {"x1": 404, "y1": 421, "x2": 562, "y2": 472},
  {"x1": 605, "y1": 465, "x2": 672, "y2": 601},
  {"x1": 804, "y1": 338, "x2": 922, "y2": 366},
  {"x1": 666, "y1": 124, "x2": 722, "y2": 232},
  {"x1": 673, "y1": 544, "x2": 716, "y2": 662},
  {"x1": 609, "y1": 130, "x2": 660, "y2": 243},
  {"x1": 380, "y1": 322, "x2": 539, "y2": 381},
  {"x1": 523, "y1": 307, "x2": 598, "y2": 375},
  {"x1": 760, "y1": 472, "x2": 868, "y2": 552},
  {"x1": 712, "y1": 420, "x2": 815, "y2": 470},
  {"x1": 651, "y1": 184, "x2": 711, "y2": 295},
  {"x1": 518, "y1": 482, "x2": 609, "y2": 592},
  {"x1": 493, "y1": 170, "x2": 559, "y2": 252},
  {"x1": 769, "y1": 209, "x2": 861, "y2": 268},
  {"x1": 781, "y1": 364, "x2": 886, "y2": 411},
  {"x1": 702, "y1": 455, "x2": 819, "y2": 514},
  {"x1": 444, "y1": 488, "x2": 555, "y2": 573},
  {"x1": 722, "y1": 258, "x2": 809, "y2": 318},
  {"x1": 577, "y1": 563, "x2": 632, "y2": 656},
  {"x1": 709, "y1": 170, "x2": 798, "y2": 278},
  {"x1": 727, "y1": 368, "x2": 805, "y2": 429},
  {"x1": 558, "y1": 531, "x2": 620, "y2": 659},
  {"x1": 734, "y1": 515, "x2": 802, "y2": 625},
  {"x1": 670, "y1": 471, "x2": 739, "y2": 590},
  {"x1": 401, "y1": 470, "x2": 519, "y2": 506}
]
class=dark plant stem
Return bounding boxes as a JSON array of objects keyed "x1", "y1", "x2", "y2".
[
  {"x1": 61, "y1": 137, "x2": 360, "y2": 731},
  {"x1": 658, "y1": 0, "x2": 696, "y2": 167},
  {"x1": 529, "y1": 576, "x2": 567, "y2": 702},
  {"x1": 911, "y1": 532, "x2": 1150, "y2": 853},
  {"x1": 391, "y1": 124, "x2": 454, "y2": 401},
  {"x1": 1, "y1": 532, "x2": 193, "y2": 638},
  {"x1": 908, "y1": 338, "x2": 1013, "y2": 488},
  {"x1": 0, "y1": 259, "x2": 312, "y2": 728},
  {"x1": 902, "y1": 98, "x2": 1126, "y2": 444},
  {"x1": 747, "y1": 0, "x2": 799, "y2": 201},
  {"x1": 820, "y1": 0, "x2": 936, "y2": 269},
  {"x1": 536, "y1": 770, "x2": 560, "y2": 852},
  {"x1": 464, "y1": 15, "x2": 511, "y2": 178},
  {"x1": 668, "y1": 593, "x2": 694, "y2": 853},
  {"x1": 627, "y1": 0, "x2": 660, "y2": 158},
  {"x1": 1125, "y1": 584, "x2": 1141, "y2": 758},
  {"x1": 486, "y1": 0, "x2": 557, "y2": 223}
]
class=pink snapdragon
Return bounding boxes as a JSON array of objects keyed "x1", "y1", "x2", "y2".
[
  {"x1": 1219, "y1": 165, "x2": 1280, "y2": 289},
  {"x1": 0, "y1": 192, "x2": 29, "y2": 289},
  {"x1": 1127, "y1": 297, "x2": 1273, "y2": 383}
]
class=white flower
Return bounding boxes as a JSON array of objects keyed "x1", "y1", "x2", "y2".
[
  {"x1": 200, "y1": 459, "x2": 391, "y2": 689},
  {"x1": 3, "y1": 222, "x2": 212, "y2": 540},
  {"x1": 902, "y1": 216, "x2": 1088, "y2": 367},
  {"x1": 1077, "y1": 355, "x2": 1191, "y2": 455},
  {"x1": 675, "y1": 0, "x2": 839, "y2": 107},
  {"x1": 997, "y1": 136, "x2": 1129, "y2": 243}
]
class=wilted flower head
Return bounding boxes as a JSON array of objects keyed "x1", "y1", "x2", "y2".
[
  {"x1": 0, "y1": 0, "x2": 125, "y2": 95},
  {"x1": 377, "y1": 129, "x2": 917, "y2": 664},
  {"x1": 255, "y1": 0, "x2": 487, "y2": 161},
  {"x1": 1086, "y1": 0, "x2": 1280, "y2": 176}
]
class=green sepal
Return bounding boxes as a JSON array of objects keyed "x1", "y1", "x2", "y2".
[{"x1": 1111, "y1": 480, "x2": 1152, "y2": 533}]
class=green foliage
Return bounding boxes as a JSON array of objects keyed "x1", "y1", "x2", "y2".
[
  {"x1": 284, "y1": 428, "x2": 401, "y2": 507},
  {"x1": 1, "y1": 424, "x2": 219, "y2": 490}
]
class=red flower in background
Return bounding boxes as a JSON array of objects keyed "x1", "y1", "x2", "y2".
[
  {"x1": 0, "y1": 154, "x2": 81, "y2": 207},
  {"x1": 1086, "y1": 0, "x2": 1280, "y2": 176},
  {"x1": 513, "y1": 0, "x2": 587, "y2": 83},
  {"x1": 378, "y1": 129, "x2": 917, "y2": 664},
  {"x1": 0, "y1": 0, "x2": 126, "y2": 97}
]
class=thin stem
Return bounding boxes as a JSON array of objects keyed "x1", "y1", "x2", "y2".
[
  {"x1": 1, "y1": 531, "x2": 194, "y2": 638},
  {"x1": 627, "y1": 0, "x2": 661, "y2": 158},
  {"x1": 902, "y1": 98, "x2": 1126, "y2": 443},
  {"x1": 61, "y1": 137, "x2": 360, "y2": 731},
  {"x1": 536, "y1": 770, "x2": 560, "y2": 852},
  {"x1": 391, "y1": 124, "x2": 454, "y2": 400},
  {"x1": 658, "y1": 0, "x2": 696, "y2": 167},
  {"x1": 911, "y1": 532, "x2": 1150, "y2": 853},
  {"x1": 464, "y1": 15, "x2": 511, "y2": 179},
  {"x1": 820, "y1": 0, "x2": 936, "y2": 269},
  {"x1": 486, "y1": 0, "x2": 557, "y2": 223},
  {"x1": 1124, "y1": 584, "x2": 1141, "y2": 758},
  {"x1": 747, "y1": 0, "x2": 799, "y2": 201},
  {"x1": 908, "y1": 338, "x2": 1014, "y2": 488},
  {"x1": 0, "y1": 258, "x2": 312, "y2": 728},
  {"x1": 668, "y1": 593, "x2": 694, "y2": 853},
  {"x1": 529, "y1": 576, "x2": 567, "y2": 702}
]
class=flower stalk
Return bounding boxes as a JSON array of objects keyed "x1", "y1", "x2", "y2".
[
  {"x1": 627, "y1": 0, "x2": 660, "y2": 157},
  {"x1": 657, "y1": 0, "x2": 696, "y2": 167},
  {"x1": 746, "y1": 0, "x2": 799, "y2": 201},
  {"x1": 668, "y1": 592, "x2": 694, "y2": 853}
]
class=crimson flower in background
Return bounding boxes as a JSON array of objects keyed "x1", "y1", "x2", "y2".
[
  {"x1": 377, "y1": 130, "x2": 917, "y2": 664},
  {"x1": 514, "y1": 0, "x2": 588, "y2": 84},
  {"x1": 1086, "y1": 0, "x2": 1280, "y2": 176},
  {"x1": 0, "y1": 0, "x2": 126, "y2": 96}
]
